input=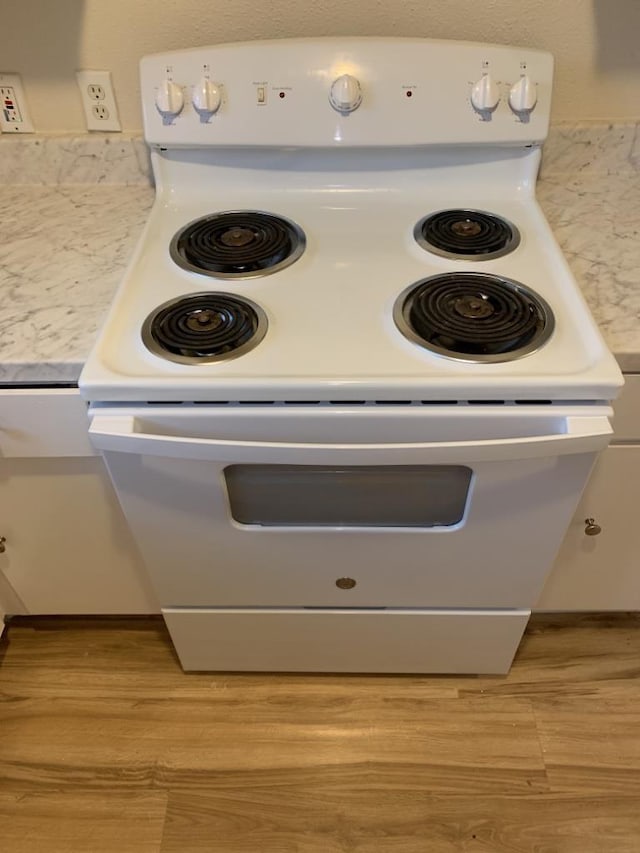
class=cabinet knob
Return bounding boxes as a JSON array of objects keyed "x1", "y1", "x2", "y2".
[
  {"x1": 0, "y1": 536, "x2": 6, "y2": 553},
  {"x1": 336, "y1": 577, "x2": 356, "y2": 590},
  {"x1": 584, "y1": 518, "x2": 602, "y2": 536}
]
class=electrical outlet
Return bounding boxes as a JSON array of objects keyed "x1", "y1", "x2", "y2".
[
  {"x1": 87, "y1": 84, "x2": 105, "y2": 101},
  {"x1": 76, "y1": 70, "x2": 121, "y2": 131},
  {"x1": 92, "y1": 104, "x2": 110, "y2": 121},
  {"x1": 0, "y1": 73, "x2": 34, "y2": 133}
]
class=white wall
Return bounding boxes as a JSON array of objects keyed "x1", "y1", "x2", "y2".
[{"x1": 2, "y1": 0, "x2": 639, "y2": 133}]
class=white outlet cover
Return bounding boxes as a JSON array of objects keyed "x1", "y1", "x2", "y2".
[
  {"x1": 76, "y1": 70, "x2": 121, "y2": 132},
  {"x1": 0, "y1": 73, "x2": 34, "y2": 133}
]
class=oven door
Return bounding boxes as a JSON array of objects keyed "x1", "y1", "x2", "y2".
[{"x1": 89, "y1": 404, "x2": 611, "y2": 609}]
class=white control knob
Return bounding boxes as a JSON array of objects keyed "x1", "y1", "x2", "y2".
[
  {"x1": 470, "y1": 74, "x2": 500, "y2": 113},
  {"x1": 509, "y1": 75, "x2": 537, "y2": 115},
  {"x1": 155, "y1": 80, "x2": 184, "y2": 118},
  {"x1": 329, "y1": 74, "x2": 363, "y2": 113},
  {"x1": 192, "y1": 78, "x2": 222, "y2": 116}
]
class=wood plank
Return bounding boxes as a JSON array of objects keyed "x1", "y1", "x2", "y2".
[
  {"x1": 0, "y1": 791, "x2": 167, "y2": 853},
  {"x1": 533, "y1": 698, "x2": 640, "y2": 795},
  {"x1": 459, "y1": 613, "x2": 640, "y2": 698},
  {"x1": 161, "y1": 791, "x2": 640, "y2": 853},
  {"x1": 0, "y1": 692, "x2": 546, "y2": 793}
]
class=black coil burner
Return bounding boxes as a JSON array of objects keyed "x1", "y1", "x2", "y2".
[
  {"x1": 414, "y1": 209, "x2": 520, "y2": 260},
  {"x1": 141, "y1": 293, "x2": 268, "y2": 364},
  {"x1": 394, "y1": 273, "x2": 554, "y2": 362},
  {"x1": 170, "y1": 210, "x2": 306, "y2": 278}
]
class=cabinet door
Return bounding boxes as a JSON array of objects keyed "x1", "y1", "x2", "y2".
[
  {"x1": 0, "y1": 456, "x2": 158, "y2": 615},
  {"x1": 0, "y1": 564, "x2": 27, "y2": 632},
  {"x1": 536, "y1": 446, "x2": 640, "y2": 611}
]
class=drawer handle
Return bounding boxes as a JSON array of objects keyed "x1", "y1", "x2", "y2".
[
  {"x1": 336, "y1": 577, "x2": 356, "y2": 590},
  {"x1": 584, "y1": 518, "x2": 602, "y2": 536},
  {"x1": 0, "y1": 536, "x2": 5, "y2": 553}
]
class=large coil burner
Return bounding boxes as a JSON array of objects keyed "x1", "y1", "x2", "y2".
[{"x1": 394, "y1": 272, "x2": 554, "y2": 362}]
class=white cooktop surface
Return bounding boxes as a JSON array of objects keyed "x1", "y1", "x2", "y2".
[{"x1": 80, "y1": 151, "x2": 621, "y2": 403}]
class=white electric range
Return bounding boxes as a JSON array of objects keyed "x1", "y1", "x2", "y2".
[{"x1": 80, "y1": 38, "x2": 623, "y2": 674}]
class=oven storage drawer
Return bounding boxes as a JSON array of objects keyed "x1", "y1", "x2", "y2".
[{"x1": 162, "y1": 607, "x2": 530, "y2": 674}]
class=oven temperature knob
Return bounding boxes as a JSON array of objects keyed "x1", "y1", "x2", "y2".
[
  {"x1": 155, "y1": 80, "x2": 184, "y2": 118},
  {"x1": 509, "y1": 75, "x2": 538, "y2": 116},
  {"x1": 470, "y1": 73, "x2": 500, "y2": 114},
  {"x1": 329, "y1": 74, "x2": 363, "y2": 113},
  {"x1": 192, "y1": 78, "x2": 222, "y2": 116}
]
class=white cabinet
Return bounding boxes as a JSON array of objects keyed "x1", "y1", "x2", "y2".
[
  {"x1": 537, "y1": 375, "x2": 640, "y2": 611},
  {"x1": 536, "y1": 445, "x2": 640, "y2": 610},
  {"x1": 0, "y1": 389, "x2": 158, "y2": 617}
]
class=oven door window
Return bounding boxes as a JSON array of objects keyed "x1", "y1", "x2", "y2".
[{"x1": 224, "y1": 465, "x2": 472, "y2": 527}]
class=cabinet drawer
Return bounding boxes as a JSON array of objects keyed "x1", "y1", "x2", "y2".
[
  {"x1": 163, "y1": 607, "x2": 530, "y2": 674},
  {"x1": 612, "y1": 375, "x2": 640, "y2": 442},
  {"x1": 0, "y1": 389, "x2": 95, "y2": 457}
]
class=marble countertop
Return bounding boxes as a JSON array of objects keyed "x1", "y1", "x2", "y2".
[
  {"x1": 0, "y1": 184, "x2": 153, "y2": 383},
  {"x1": 0, "y1": 135, "x2": 154, "y2": 383},
  {"x1": 0, "y1": 126, "x2": 638, "y2": 383},
  {"x1": 537, "y1": 122, "x2": 640, "y2": 373}
]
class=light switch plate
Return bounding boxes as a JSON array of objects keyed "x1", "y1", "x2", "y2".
[{"x1": 0, "y1": 73, "x2": 34, "y2": 133}]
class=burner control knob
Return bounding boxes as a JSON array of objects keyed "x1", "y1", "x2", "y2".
[
  {"x1": 470, "y1": 73, "x2": 500, "y2": 114},
  {"x1": 192, "y1": 78, "x2": 222, "y2": 117},
  {"x1": 155, "y1": 80, "x2": 184, "y2": 119},
  {"x1": 329, "y1": 74, "x2": 363, "y2": 114},
  {"x1": 509, "y1": 75, "x2": 538, "y2": 117}
]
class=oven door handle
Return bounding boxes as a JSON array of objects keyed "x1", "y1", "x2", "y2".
[{"x1": 89, "y1": 414, "x2": 612, "y2": 463}]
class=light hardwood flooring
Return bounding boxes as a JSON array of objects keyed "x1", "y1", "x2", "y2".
[{"x1": 1, "y1": 614, "x2": 640, "y2": 852}]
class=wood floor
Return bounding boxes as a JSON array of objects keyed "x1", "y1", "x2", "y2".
[{"x1": 1, "y1": 614, "x2": 640, "y2": 852}]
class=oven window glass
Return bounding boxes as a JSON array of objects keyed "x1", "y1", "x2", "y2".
[{"x1": 224, "y1": 465, "x2": 472, "y2": 527}]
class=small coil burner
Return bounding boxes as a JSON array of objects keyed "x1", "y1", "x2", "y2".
[
  {"x1": 141, "y1": 293, "x2": 268, "y2": 364},
  {"x1": 394, "y1": 273, "x2": 554, "y2": 362},
  {"x1": 170, "y1": 210, "x2": 306, "y2": 278},
  {"x1": 414, "y1": 209, "x2": 520, "y2": 260}
]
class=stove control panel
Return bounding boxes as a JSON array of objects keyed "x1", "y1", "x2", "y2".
[{"x1": 141, "y1": 38, "x2": 553, "y2": 147}]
